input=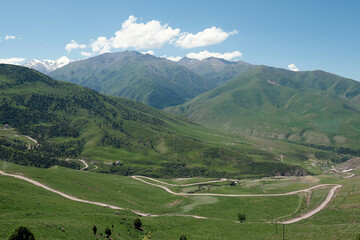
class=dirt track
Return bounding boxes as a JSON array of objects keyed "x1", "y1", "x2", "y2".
[{"x1": 0, "y1": 171, "x2": 341, "y2": 224}]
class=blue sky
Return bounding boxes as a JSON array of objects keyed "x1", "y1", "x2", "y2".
[{"x1": 1, "y1": 0, "x2": 359, "y2": 80}]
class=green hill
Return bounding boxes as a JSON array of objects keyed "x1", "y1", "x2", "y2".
[
  {"x1": 178, "y1": 57, "x2": 253, "y2": 86},
  {"x1": 168, "y1": 65, "x2": 360, "y2": 147},
  {"x1": 0, "y1": 64, "x2": 309, "y2": 178},
  {"x1": 49, "y1": 51, "x2": 216, "y2": 109}
]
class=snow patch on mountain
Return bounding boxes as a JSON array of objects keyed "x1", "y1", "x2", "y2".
[{"x1": 24, "y1": 56, "x2": 72, "y2": 74}]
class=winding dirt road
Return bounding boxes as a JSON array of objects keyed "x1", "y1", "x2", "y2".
[
  {"x1": 132, "y1": 176, "x2": 342, "y2": 224},
  {"x1": 0, "y1": 171, "x2": 341, "y2": 224}
]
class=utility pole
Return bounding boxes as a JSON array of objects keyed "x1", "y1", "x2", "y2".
[{"x1": 282, "y1": 224, "x2": 285, "y2": 240}]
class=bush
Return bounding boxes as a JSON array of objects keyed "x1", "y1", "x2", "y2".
[
  {"x1": 8, "y1": 226, "x2": 35, "y2": 240},
  {"x1": 105, "y1": 228, "x2": 111, "y2": 238},
  {"x1": 180, "y1": 234, "x2": 187, "y2": 240},
  {"x1": 237, "y1": 213, "x2": 246, "y2": 223},
  {"x1": 134, "y1": 218, "x2": 142, "y2": 229}
]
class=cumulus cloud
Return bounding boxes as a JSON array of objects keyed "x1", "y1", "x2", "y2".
[
  {"x1": 186, "y1": 50, "x2": 242, "y2": 61},
  {"x1": 111, "y1": 15, "x2": 180, "y2": 50},
  {"x1": 288, "y1": 64, "x2": 299, "y2": 72},
  {"x1": 65, "y1": 16, "x2": 238, "y2": 55},
  {"x1": 141, "y1": 50, "x2": 154, "y2": 55},
  {"x1": 90, "y1": 37, "x2": 112, "y2": 54},
  {"x1": 166, "y1": 56, "x2": 182, "y2": 62},
  {"x1": 176, "y1": 27, "x2": 237, "y2": 49},
  {"x1": 0, "y1": 57, "x2": 26, "y2": 65},
  {"x1": 65, "y1": 40, "x2": 86, "y2": 53},
  {"x1": 5, "y1": 35, "x2": 16, "y2": 40}
]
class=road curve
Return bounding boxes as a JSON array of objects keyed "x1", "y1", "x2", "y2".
[
  {"x1": 281, "y1": 184, "x2": 342, "y2": 224},
  {"x1": 131, "y1": 176, "x2": 340, "y2": 197},
  {"x1": 78, "y1": 159, "x2": 89, "y2": 171}
]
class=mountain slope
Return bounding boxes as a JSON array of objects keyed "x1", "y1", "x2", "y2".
[
  {"x1": 168, "y1": 65, "x2": 360, "y2": 147},
  {"x1": 49, "y1": 51, "x2": 216, "y2": 109},
  {"x1": 24, "y1": 56, "x2": 72, "y2": 74},
  {"x1": 0, "y1": 64, "x2": 307, "y2": 178},
  {"x1": 178, "y1": 57, "x2": 253, "y2": 86}
]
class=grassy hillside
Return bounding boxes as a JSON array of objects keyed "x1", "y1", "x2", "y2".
[
  {"x1": 0, "y1": 64, "x2": 311, "y2": 178},
  {"x1": 168, "y1": 66, "x2": 360, "y2": 148},
  {"x1": 49, "y1": 51, "x2": 216, "y2": 109}
]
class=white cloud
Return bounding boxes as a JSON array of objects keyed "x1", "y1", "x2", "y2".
[
  {"x1": 66, "y1": 16, "x2": 238, "y2": 55},
  {"x1": 90, "y1": 37, "x2": 112, "y2": 54},
  {"x1": 176, "y1": 27, "x2": 237, "y2": 49},
  {"x1": 186, "y1": 50, "x2": 242, "y2": 61},
  {"x1": 0, "y1": 57, "x2": 26, "y2": 65},
  {"x1": 141, "y1": 50, "x2": 154, "y2": 55},
  {"x1": 288, "y1": 64, "x2": 299, "y2": 72},
  {"x1": 112, "y1": 15, "x2": 180, "y2": 50},
  {"x1": 166, "y1": 56, "x2": 182, "y2": 62},
  {"x1": 5, "y1": 35, "x2": 16, "y2": 40},
  {"x1": 81, "y1": 51, "x2": 93, "y2": 57},
  {"x1": 65, "y1": 40, "x2": 86, "y2": 53}
]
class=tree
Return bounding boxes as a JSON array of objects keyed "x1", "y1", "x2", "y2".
[
  {"x1": 8, "y1": 226, "x2": 35, "y2": 240},
  {"x1": 105, "y1": 228, "x2": 111, "y2": 238},
  {"x1": 238, "y1": 213, "x2": 246, "y2": 223},
  {"x1": 92, "y1": 225, "x2": 97, "y2": 235},
  {"x1": 229, "y1": 181, "x2": 236, "y2": 186},
  {"x1": 179, "y1": 234, "x2": 187, "y2": 240},
  {"x1": 134, "y1": 218, "x2": 142, "y2": 230},
  {"x1": 355, "y1": 233, "x2": 360, "y2": 240}
]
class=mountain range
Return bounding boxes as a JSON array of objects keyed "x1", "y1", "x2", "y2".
[
  {"x1": 24, "y1": 56, "x2": 72, "y2": 74},
  {"x1": 22, "y1": 50, "x2": 360, "y2": 147},
  {"x1": 49, "y1": 51, "x2": 217, "y2": 108}
]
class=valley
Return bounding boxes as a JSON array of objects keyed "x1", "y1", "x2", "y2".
[{"x1": 1, "y1": 51, "x2": 360, "y2": 239}]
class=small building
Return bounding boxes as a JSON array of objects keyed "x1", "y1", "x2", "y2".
[{"x1": 3, "y1": 124, "x2": 9, "y2": 129}]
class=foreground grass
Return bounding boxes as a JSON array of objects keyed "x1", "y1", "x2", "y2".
[{"x1": 1, "y1": 162, "x2": 360, "y2": 239}]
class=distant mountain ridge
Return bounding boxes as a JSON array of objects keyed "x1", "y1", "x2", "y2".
[
  {"x1": 24, "y1": 56, "x2": 72, "y2": 74},
  {"x1": 178, "y1": 57, "x2": 253, "y2": 86},
  {"x1": 49, "y1": 51, "x2": 217, "y2": 108}
]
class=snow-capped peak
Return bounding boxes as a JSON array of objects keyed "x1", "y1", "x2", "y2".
[{"x1": 24, "y1": 56, "x2": 73, "y2": 74}]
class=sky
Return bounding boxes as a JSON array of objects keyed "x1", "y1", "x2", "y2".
[{"x1": 1, "y1": 0, "x2": 359, "y2": 80}]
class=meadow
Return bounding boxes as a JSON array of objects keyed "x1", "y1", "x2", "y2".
[{"x1": 1, "y1": 161, "x2": 360, "y2": 239}]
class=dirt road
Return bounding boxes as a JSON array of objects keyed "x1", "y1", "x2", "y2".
[{"x1": 0, "y1": 171, "x2": 341, "y2": 224}]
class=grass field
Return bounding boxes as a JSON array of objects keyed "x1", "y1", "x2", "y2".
[{"x1": 2, "y1": 161, "x2": 360, "y2": 239}]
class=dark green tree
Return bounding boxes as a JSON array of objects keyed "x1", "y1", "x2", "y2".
[
  {"x1": 179, "y1": 234, "x2": 187, "y2": 240},
  {"x1": 238, "y1": 213, "x2": 246, "y2": 223},
  {"x1": 105, "y1": 228, "x2": 111, "y2": 238},
  {"x1": 355, "y1": 233, "x2": 360, "y2": 240},
  {"x1": 92, "y1": 225, "x2": 97, "y2": 235},
  {"x1": 134, "y1": 218, "x2": 142, "y2": 229},
  {"x1": 8, "y1": 226, "x2": 35, "y2": 240}
]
